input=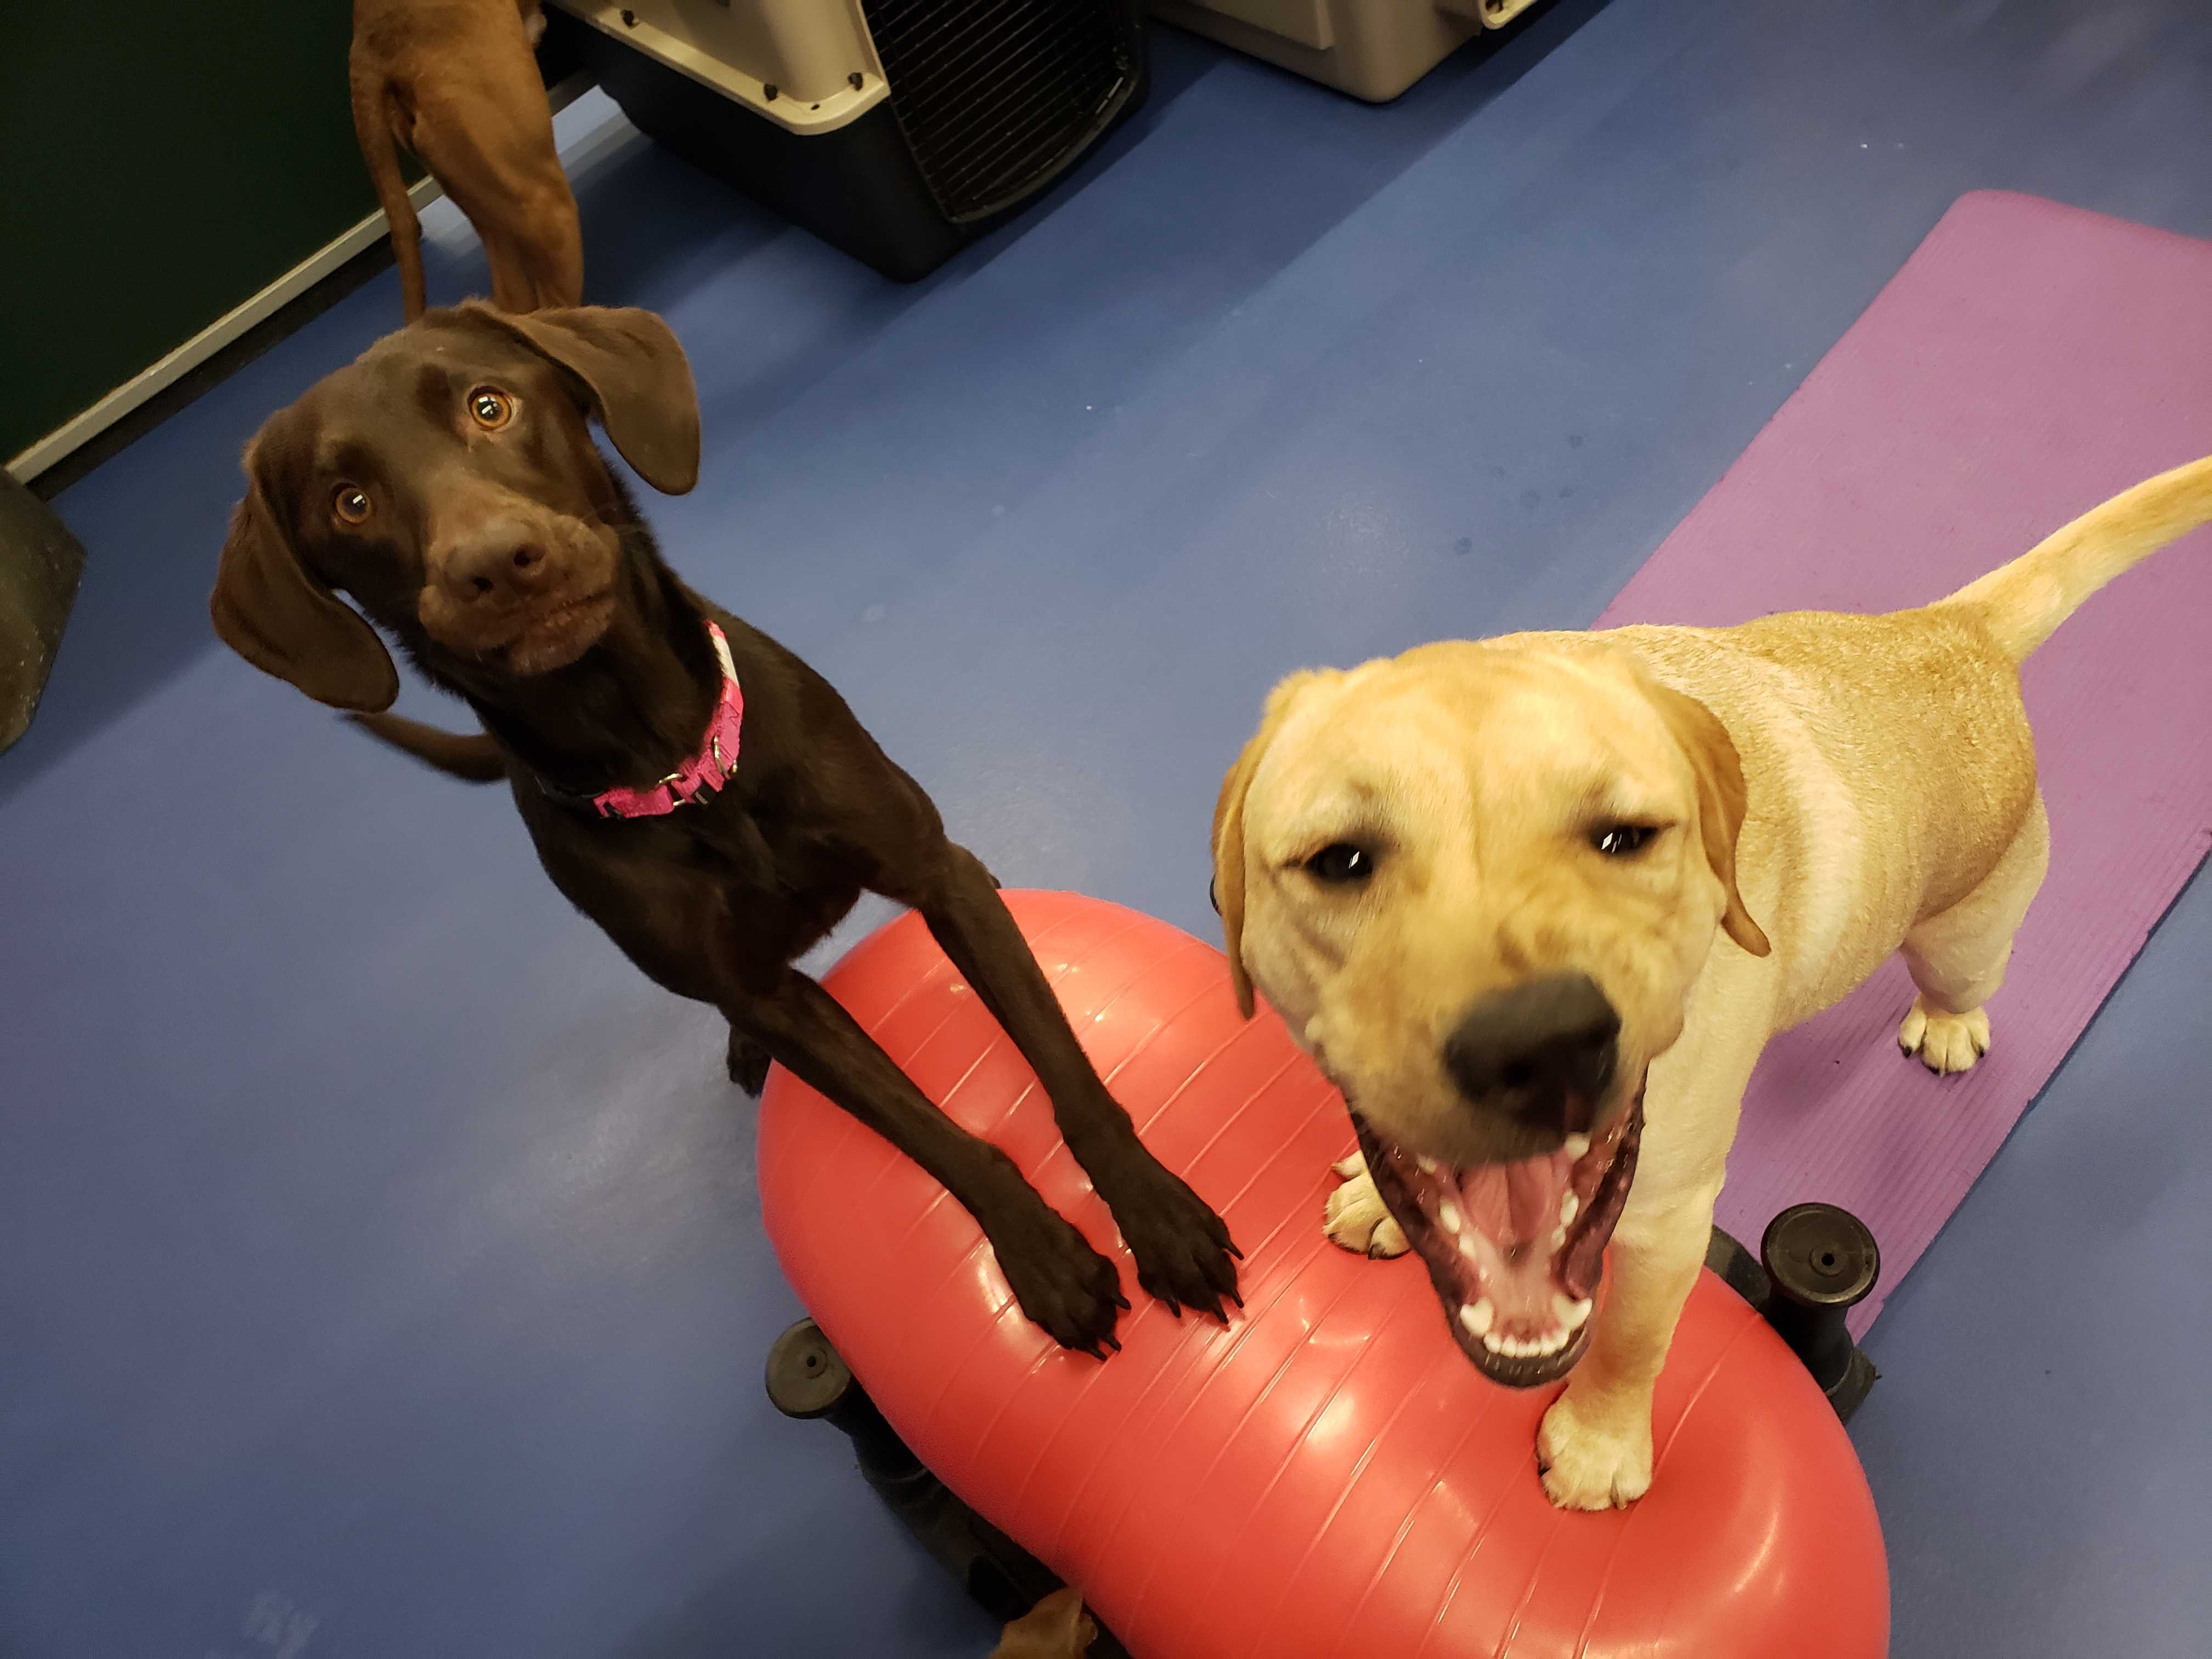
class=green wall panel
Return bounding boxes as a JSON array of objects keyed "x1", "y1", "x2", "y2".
[{"x1": 1, "y1": 4, "x2": 393, "y2": 464}]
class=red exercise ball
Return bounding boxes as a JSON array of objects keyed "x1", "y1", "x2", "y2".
[{"x1": 758, "y1": 891, "x2": 1889, "y2": 1658}]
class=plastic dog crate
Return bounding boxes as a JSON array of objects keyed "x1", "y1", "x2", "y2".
[
  {"x1": 1150, "y1": 0, "x2": 1541, "y2": 103},
  {"x1": 551, "y1": 0, "x2": 1149, "y2": 280}
]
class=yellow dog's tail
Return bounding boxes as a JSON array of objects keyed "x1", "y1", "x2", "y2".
[{"x1": 1940, "y1": 452, "x2": 2212, "y2": 662}]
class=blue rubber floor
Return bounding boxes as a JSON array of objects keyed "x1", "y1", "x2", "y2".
[{"x1": 6, "y1": 2, "x2": 2210, "y2": 1654}]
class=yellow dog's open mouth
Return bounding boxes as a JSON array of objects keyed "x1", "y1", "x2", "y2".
[{"x1": 1350, "y1": 1086, "x2": 1642, "y2": 1387}]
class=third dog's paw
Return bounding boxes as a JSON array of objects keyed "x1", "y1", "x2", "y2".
[
  {"x1": 1537, "y1": 1392, "x2": 1654, "y2": 1511},
  {"x1": 1898, "y1": 997, "x2": 1990, "y2": 1075},
  {"x1": 1324, "y1": 1156, "x2": 1408, "y2": 1258}
]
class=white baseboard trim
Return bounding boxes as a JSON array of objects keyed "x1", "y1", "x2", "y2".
[
  {"x1": 5, "y1": 176, "x2": 443, "y2": 485},
  {"x1": 8, "y1": 76, "x2": 607, "y2": 487}
]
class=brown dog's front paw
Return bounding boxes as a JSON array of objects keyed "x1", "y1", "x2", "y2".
[
  {"x1": 726, "y1": 1030, "x2": 772, "y2": 1096},
  {"x1": 1093, "y1": 1156, "x2": 1242, "y2": 1323},
  {"x1": 988, "y1": 1198, "x2": 1128, "y2": 1358}
]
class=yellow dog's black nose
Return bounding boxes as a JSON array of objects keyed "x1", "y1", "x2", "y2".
[{"x1": 1443, "y1": 973, "x2": 1620, "y2": 1138}]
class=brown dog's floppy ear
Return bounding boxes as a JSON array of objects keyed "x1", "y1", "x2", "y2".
[
  {"x1": 1212, "y1": 670, "x2": 1331, "y2": 1017},
  {"x1": 464, "y1": 303, "x2": 701, "y2": 495},
  {"x1": 209, "y1": 445, "x2": 399, "y2": 714},
  {"x1": 1645, "y1": 679, "x2": 1770, "y2": 958}
]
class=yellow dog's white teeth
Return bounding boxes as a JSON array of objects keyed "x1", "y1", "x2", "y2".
[
  {"x1": 1547, "y1": 1190, "x2": 1578, "y2": 1252},
  {"x1": 1417, "y1": 1155, "x2": 1440, "y2": 1175},
  {"x1": 1458, "y1": 1298, "x2": 1495, "y2": 1338},
  {"x1": 1564, "y1": 1133, "x2": 1591, "y2": 1160},
  {"x1": 1554, "y1": 1293, "x2": 1594, "y2": 1332},
  {"x1": 1481, "y1": 1326, "x2": 1574, "y2": 1359},
  {"x1": 1438, "y1": 1199, "x2": 1464, "y2": 1237}
]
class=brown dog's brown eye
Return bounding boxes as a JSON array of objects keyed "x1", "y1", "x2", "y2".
[
  {"x1": 332, "y1": 486, "x2": 372, "y2": 526},
  {"x1": 1593, "y1": 825, "x2": 1658, "y2": 857},
  {"x1": 469, "y1": 387, "x2": 514, "y2": 430}
]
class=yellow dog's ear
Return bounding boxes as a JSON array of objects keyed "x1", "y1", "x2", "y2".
[
  {"x1": 1644, "y1": 678, "x2": 1770, "y2": 958},
  {"x1": 1212, "y1": 670, "x2": 1331, "y2": 1016}
]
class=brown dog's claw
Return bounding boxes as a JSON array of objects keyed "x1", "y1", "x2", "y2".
[
  {"x1": 989, "y1": 1193, "x2": 1125, "y2": 1356},
  {"x1": 1092, "y1": 1155, "x2": 1243, "y2": 1326}
]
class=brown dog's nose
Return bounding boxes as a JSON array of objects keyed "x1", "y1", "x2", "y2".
[
  {"x1": 436, "y1": 519, "x2": 549, "y2": 604},
  {"x1": 1443, "y1": 972, "x2": 1620, "y2": 1138}
]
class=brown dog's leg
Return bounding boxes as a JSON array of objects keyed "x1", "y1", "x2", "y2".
[
  {"x1": 899, "y1": 844, "x2": 1242, "y2": 1321},
  {"x1": 531, "y1": 828, "x2": 1116, "y2": 1353},
  {"x1": 528, "y1": 190, "x2": 585, "y2": 311},
  {"x1": 725, "y1": 1027, "x2": 770, "y2": 1095},
  {"x1": 482, "y1": 195, "x2": 582, "y2": 313},
  {"x1": 481, "y1": 225, "x2": 543, "y2": 317},
  {"x1": 733, "y1": 966, "x2": 1128, "y2": 1356},
  {"x1": 405, "y1": 18, "x2": 581, "y2": 315}
]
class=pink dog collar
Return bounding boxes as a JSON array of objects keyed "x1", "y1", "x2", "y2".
[{"x1": 590, "y1": 621, "x2": 744, "y2": 819}]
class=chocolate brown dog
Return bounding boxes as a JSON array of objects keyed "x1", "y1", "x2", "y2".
[
  {"x1": 350, "y1": 0, "x2": 583, "y2": 320},
  {"x1": 208, "y1": 303, "x2": 1239, "y2": 1352}
]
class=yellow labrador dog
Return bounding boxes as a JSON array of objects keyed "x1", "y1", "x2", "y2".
[{"x1": 1211, "y1": 453, "x2": 2212, "y2": 1510}]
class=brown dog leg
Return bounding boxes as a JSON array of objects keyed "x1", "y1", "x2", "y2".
[
  {"x1": 725, "y1": 1027, "x2": 770, "y2": 1095},
  {"x1": 732, "y1": 967, "x2": 1128, "y2": 1357},
  {"x1": 901, "y1": 844, "x2": 1242, "y2": 1321}
]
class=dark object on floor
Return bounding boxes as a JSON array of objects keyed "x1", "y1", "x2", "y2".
[
  {"x1": 0, "y1": 470, "x2": 86, "y2": 754},
  {"x1": 768, "y1": 1319, "x2": 1127, "y2": 1657},
  {"x1": 557, "y1": 0, "x2": 1150, "y2": 280},
  {"x1": 205, "y1": 303, "x2": 1237, "y2": 1355},
  {"x1": 1707, "y1": 1203, "x2": 1881, "y2": 1422}
]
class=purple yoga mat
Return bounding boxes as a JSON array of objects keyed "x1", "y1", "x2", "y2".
[{"x1": 1595, "y1": 191, "x2": 2212, "y2": 1332}]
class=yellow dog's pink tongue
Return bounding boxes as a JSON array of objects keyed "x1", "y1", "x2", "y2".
[
  {"x1": 1504, "y1": 1159, "x2": 1563, "y2": 1243},
  {"x1": 1454, "y1": 1154, "x2": 1570, "y2": 1248}
]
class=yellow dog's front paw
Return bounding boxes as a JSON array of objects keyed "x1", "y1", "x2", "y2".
[
  {"x1": 1323, "y1": 1155, "x2": 1407, "y2": 1258},
  {"x1": 1898, "y1": 996, "x2": 1991, "y2": 1074},
  {"x1": 1537, "y1": 1392, "x2": 1653, "y2": 1510}
]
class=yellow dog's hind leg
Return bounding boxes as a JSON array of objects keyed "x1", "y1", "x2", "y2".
[{"x1": 1899, "y1": 793, "x2": 2050, "y2": 1075}]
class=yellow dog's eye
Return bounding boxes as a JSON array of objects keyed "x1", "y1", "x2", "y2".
[
  {"x1": 468, "y1": 387, "x2": 515, "y2": 430},
  {"x1": 1305, "y1": 843, "x2": 1376, "y2": 883},
  {"x1": 332, "y1": 485, "x2": 372, "y2": 526},
  {"x1": 1593, "y1": 825, "x2": 1658, "y2": 857}
]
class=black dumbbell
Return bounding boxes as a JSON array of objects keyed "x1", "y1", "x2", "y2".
[{"x1": 1759, "y1": 1203, "x2": 1881, "y2": 1421}]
